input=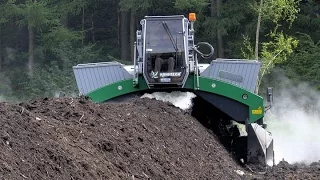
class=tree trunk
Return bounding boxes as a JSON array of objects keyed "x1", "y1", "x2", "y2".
[
  {"x1": 61, "y1": 13, "x2": 68, "y2": 27},
  {"x1": 82, "y1": 0, "x2": 85, "y2": 45},
  {"x1": 28, "y1": 24, "x2": 35, "y2": 77},
  {"x1": 0, "y1": 24, "x2": 2, "y2": 71},
  {"x1": 118, "y1": 11, "x2": 120, "y2": 45},
  {"x1": 120, "y1": 10, "x2": 129, "y2": 61},
  {"x1": 91, "y1": 12, "x2": 95, "y2": 43},
  {"x1": 130, "y1": 9, "x2": 136, "y2": 62},
  {"x1": 216, "y1": 0, "x2": 224, "y2": 58},
  {"x1": 211, "y1": 0, "x2": 217, "y2": 59},
  {"x1": 255, "y1": 0, "x2": 263, "y2": 60}
]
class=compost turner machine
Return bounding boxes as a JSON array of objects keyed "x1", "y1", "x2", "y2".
[{"x1": 72, "y1": 13, "x2": 274, "y2": 167}]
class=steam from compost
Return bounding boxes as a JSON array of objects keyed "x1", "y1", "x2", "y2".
[
  {"x1": 264, "y1": 75, "x2": 320, "y2": 165},
  {"x1": 142, "y1": 84, "x2": 320, "y2": 166},
  {"x1": 141, "y1": 91, "x2": 196, "y2": 110}
]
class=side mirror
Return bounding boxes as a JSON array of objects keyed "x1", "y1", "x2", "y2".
[{"x1": 267, "y1": 87, "x2": 273, "y2": 104}]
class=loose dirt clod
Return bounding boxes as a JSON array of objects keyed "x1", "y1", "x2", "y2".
[{"x1": 0, "y1": 96, "x2": 318, "y2": 179}]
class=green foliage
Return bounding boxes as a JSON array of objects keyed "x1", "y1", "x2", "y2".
[
  {"x1": 241, "y1": 35, "x2": 255, "y2": 59},
  {"x1": 42, "y1": 26, "x2": 82, "y2": 51},
  {"x1": 249, "y1": 0, "x2": 301, "y2": 92},
  {"x1": 119, "y1": 0, "x2": 150, "y2": 11},
  {"x1": 6, "y1": 41, "x2": 99, "y2": 101},
  {"x1": 292, "y1": 1, "x2": 320, "y2": 42},
  {"x1": 174, "y1": 0, "x2": 209, "y2": 12},
  {"x1": 220, "y1": 0, "x2": 254, "y2": 32},
  {"x1": 49, "y1": 0, "x2": 88, "y2": 16},
  {"x1": 25, "y1": 63, "x2": 78, "y2": 100},
  {"x1": 281, "y1": 33, "x2": 320, "y2": 90},
  {"x1": 0, "y1": 72, "x2": 13, "y2": 98},
  {"x1": 0, "y1": 0, "x2": 319, "y2": 101},
  {"x1": 0, "y1": 0, "x2": 16, "y2": 24},
  {"x1": 256, "y1": 31, "x2": 298, "y2": 91},
  {"x1": 50, "y1": 41, "x2": 100, "y2": 67},
  {"x1": 262, "y1": 0, "x2": 301, "y2": 26},
  {"x1": 197, "y1": 0, "x2": 258, "y2": 58},
  {"x1": 4, "y1": 62, "x2": 77, "y2": 102},
  {"x1": 0, "y1": 41, "x2": 100, "y2": 101},
  {"x1": 14, "y1": 0, "x2": 59, "y2": 29}
]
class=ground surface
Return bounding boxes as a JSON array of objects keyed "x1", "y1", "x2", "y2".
[{"x1": 0, "y1": 96, "x2": 319, "y2": 180}]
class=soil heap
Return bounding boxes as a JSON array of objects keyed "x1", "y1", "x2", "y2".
[{"x1": 0, "y1": 96, "x2": 319, "y2": 180}]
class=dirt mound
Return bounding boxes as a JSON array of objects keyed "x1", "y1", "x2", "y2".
[
  {"x1": 264, "y1": 161, "x2": 320, "y2": 180},
  {"x1": 0, "y1": 96, "x2": 319, "y2": 179}
]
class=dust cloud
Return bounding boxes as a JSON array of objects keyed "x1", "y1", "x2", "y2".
[{"x1": 264, "y1": 75, "x2": 320, "y2": 165}]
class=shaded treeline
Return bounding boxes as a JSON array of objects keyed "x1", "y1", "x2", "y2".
[{"x1": 0, "y1": 0, "x2": 319, "y2": 101}]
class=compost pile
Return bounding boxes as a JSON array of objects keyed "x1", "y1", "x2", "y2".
[{"x1": 0, "y1": 96, "x2": 319, "y2": 180}]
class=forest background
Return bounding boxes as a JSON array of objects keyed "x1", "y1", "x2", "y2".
[{"x1": 0, "y1": 0, "x2": 319, "y2": 102}]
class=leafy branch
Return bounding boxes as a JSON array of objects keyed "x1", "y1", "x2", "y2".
[{"x1": 256, "y1": 32, "x2": 298, "y2": 93}]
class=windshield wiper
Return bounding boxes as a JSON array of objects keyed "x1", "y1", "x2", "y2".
[{"x1": 162, "y1": 21, "x2": 179, "y2": 52}]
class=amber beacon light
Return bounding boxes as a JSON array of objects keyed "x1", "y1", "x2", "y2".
[{"x1": 189, "y1": 13, "x2": 196, "y2": 21}]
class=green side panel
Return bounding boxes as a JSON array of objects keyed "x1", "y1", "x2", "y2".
[
  {"x1": 86, "y1": 75, "x2": 264, "y2": 123},
  {"x1": 87, "y1": 77, "x2": 148, "y2": 103},
  {"x1": 184, "y1": 75, "x2": 264, "y2": 123}
]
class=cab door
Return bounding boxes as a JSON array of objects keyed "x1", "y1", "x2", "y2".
[{"x1": 142, "y1": 16, "x2": 188, "y2": 87}]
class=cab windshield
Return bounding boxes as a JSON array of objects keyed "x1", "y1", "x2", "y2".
[
  {"x1": 146, "y1": 20, "x2": 184, "y2": 54},
  {"x1": 144, "y1": 19, "x2": 185, "y2": 82}
]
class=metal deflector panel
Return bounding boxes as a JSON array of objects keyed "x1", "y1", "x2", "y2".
[
  {"x1": 72, "y1": 62, "x2": 132, "y2": 95},
  {"x1": 201, "y1": 59, "x2": 261, "y2": 92},
  {"x1": 247, "y1": 123, "x2": 274, "y2": 166}
]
